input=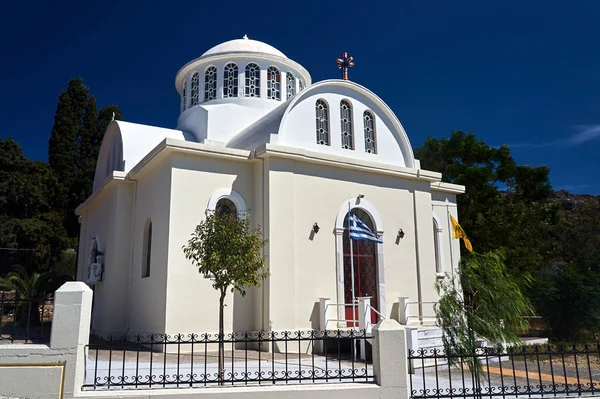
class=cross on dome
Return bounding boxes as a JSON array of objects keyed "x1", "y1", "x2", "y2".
[
  {"x1": 336, "y1": 51, "x2": 355, "y2": 80},
  {"x1": 243, "y1": 34, "x2": 249, "y2": 40}
]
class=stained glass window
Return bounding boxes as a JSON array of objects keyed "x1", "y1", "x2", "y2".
[
  {"x1": 267, "y1": 66, "x2": 281, "y2": 100},
  {"x1": 216, "y1": 198, "x2": 237, "y2": 217},
  {"x1": 315, "y1": 99, "x2": 330, "y2": 145},
  {"x1": 182, "y1": 81, "x2": 187, "y2": 111},
  {"x1": 363, "y1": 111, "x2": 376, "y2": 154},
  {"x1": 340, "y1": 100, "x2": 354, "y2": 150}
]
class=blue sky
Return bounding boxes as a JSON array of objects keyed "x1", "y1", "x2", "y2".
[{"x1": 1, "y1": 1, "x2": 599, "y2": 194}]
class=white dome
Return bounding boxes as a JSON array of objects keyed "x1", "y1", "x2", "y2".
[{"x1": 201, "y1": 37, "x2": 287, "y2": 59}]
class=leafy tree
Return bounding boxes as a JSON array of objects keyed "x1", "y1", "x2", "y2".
[
  {"x1": 183, "y1": 211, "x2": 268, "y2": 384},
  {"x1": 435, "y1": 249, "x2": 534, "y2": 360},
  {"x1": 0, "y1": 265, "x2": 65, "y2": 324}
]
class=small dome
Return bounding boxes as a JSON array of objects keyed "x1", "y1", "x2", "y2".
[{"x1": 201, "y1": 36, "x2": 287, "y2": 59}]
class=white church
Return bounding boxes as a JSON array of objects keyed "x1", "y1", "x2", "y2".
[{"x1": 75, "y1": 36, "x2": 465, "y2": 339}]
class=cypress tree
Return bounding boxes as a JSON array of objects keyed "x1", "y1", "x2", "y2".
[
  {"x1": 48, "y1": 78, "x2": 89, "y2": 211},
  {"x1": 98, "y1": 105, "x2": 123, "y2": 136}
]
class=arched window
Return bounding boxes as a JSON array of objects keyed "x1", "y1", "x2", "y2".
[
  {"x1": 245, "y1": 63, "x2": 261, "y2": 97},
  {"x1": 433, "y1": 216, "x2": 444, "y2": 275},
  {"x1": 216, "y1": 198, "x2": 237, "y2": 217},
  {"x1": 204, "y1": 66, "x2": 217, "y2": 100},
  {"x1": 286, "y1": 73, "x2": 296, "y2": 99},
  {"x1": 340, "y1": 100, "x2": 354, "y2": 150},
  {"x1": 267, "y1": 66, "x2": 281, "y2": 100},
  {"x1": 363, "y1": 111, "x2": 377, "y2": 154},
  {"x1": 315, "y1": 99, "x2": 330, "y2": 146},
  {"x1": 299, "y1": 80, "x2": 304, "y2": 91},
  {"x1": 182, "y1": 81, "x2": 187, "y2": 111},
  {"x1": 190, "y1": 72, "x2": 200, "y2": 106},
  {"x1": 223, "y1": 63, "x2": 239, "y2": 98},
  {"x1": 142, "y1": 219, "x2": 152, "y2": 278}
]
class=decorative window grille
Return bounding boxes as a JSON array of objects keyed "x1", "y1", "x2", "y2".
[
  {"x1": 266, "y1": 67, "x2": 281, "y2": 100},
  {"x1": 299, "y1": 79, "x2": 304, "y2": 91},
  {"x1": 223, "y1": 63, "x2": 239, "y2": 98},
  {"x1": 142, "y1": 220, "x2": 152, "y2": 278},
  {"x1": 363, "y1": 111, "x2": 377, "y2": 154},
  {"x1": 182, "y1": 81, "x2": 187, "y2": 111},
  {"x1": 340, "y1": 100, "x2": 354, "y2": 150},
  {"x1": 204, "y1": 66, "x2": 217, "y2": 100},
  {"x1": 245, "y1": 63, "x2": 261, "y2": 97},
  {"x1": 216, "y1": 198, "x2": 237, "y2": 217},
  {"x1": 286, "y1": 72, "x2": 296, "y2": 99},
  {"x1": 315, "y1": 99, "x2": 330, "y2": 146},
  {"x1": 190, "y1": 72, "x2": 200, "y2": 106}
]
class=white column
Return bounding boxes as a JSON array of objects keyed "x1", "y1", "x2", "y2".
[
  {"x1": 398, "y1": 296, "x2": 410, "y2": 325},
  {"x1": 50, "y1": 281, "x2": 93, "y2": 397},
  {"x1": 372, "y1": 318, "x2": 410, "y2": 394},
  {"x1": 405, "y1": 326, "x2": 419, "y2": 374}
]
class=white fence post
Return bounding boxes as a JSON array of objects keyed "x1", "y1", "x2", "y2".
[
  {"x1": 398, "y1": 296, "x2": 410, "y2": 325},
  {"x1": 319, "y1": 297, "x2": 331, "y2": 331},
  {"x1": 50, "y1": 281, "x2": 93, "y2": 397},
  {"x1": 372, "y1": 318, "x2": 410, "y2": 395},
  {"x1": 405, "y1": 326, "x2": 419, "y2": 374},
  {"x1": 357, "y1": 297, "x2": 371, "y2": 359}
]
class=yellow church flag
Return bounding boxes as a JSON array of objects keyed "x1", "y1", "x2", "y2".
[{"x1": 450, "y1": 215, "x2": 473, "y2": 253}]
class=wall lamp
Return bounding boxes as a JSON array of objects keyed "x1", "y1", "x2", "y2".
[
  {"x1": 397, "y1": 229, "x2": 405, "y2": 239},
  {"x1": 313, "y1": 223, "x2": 320, "y2": 234},
  {"x1": 357, "y1": 194, "x2": 365, "y2": 199}
]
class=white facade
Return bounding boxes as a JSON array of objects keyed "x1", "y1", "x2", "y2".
[{"x1": 76, "y1": 36, "x2": 465, "y2": 338}]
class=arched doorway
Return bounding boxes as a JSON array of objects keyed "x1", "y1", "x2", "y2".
[{"x1": 343, "y1": 209, "x2": 379, "y2": 325}]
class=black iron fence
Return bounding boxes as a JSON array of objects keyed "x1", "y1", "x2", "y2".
[
  {"x1": 409, "y1": 344, "x2": 600, "y2": 398},
  {"x1": 83, "y1": 329, "x2": 375, "y2": 390},
  {"x1": 0, "y1": 291, "x2": 53, "y2": 343}
]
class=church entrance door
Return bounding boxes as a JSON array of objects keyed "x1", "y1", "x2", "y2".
[{"x1": 342, "y1": 209, "x2": 378, "y2": 326}]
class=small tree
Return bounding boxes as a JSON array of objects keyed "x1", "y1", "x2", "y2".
[
  {"x1": 183, "y1": 210, "x2": 268, "y2": 384},
  {"x1": 435, "y1": 249, "x2": 534, "y2": 375}
]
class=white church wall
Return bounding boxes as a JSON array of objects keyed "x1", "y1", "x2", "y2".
[
  {"x1": 265, "y1": 157, "x2": 435, "y2": 331},
  {"x1": 432, "y1": 192, "x2": 460, "y2": 277},
  {"x1": 76, "y1": 182, "x2": 131, "y2": 337},
  {"x1": 127, "y1": 157, "x2": 172, "y2": 337},
  {"x1": 277, "y1": 84, "x2": 409, "y2": 168},
  {"x1": 165, "y1": 153, "x2": 257, "y2": 335}
]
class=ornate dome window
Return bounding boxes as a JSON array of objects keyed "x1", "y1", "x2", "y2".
[
  {"x1": 181, "y1": 82, "x2": 187, "y2": 111},
  {"x1": 190, "y1": 72, "x2": 200, "y2": 106},
  {"x1": 286, "y1": 72, "x2": 296, "y2": 99},
  {"x1": 204, "y1": 66, "x2": 217, "y2": 100},
  {"x1": 223, "y1": 63, "x2": 239, "y2": 98},
  {"x1": 245, "y1": 63, "x2": 261, "y2": 97},
  {"x1": 363, "y1": 111, "x2": 377, "y2": 154},
  {"x1": 267, "y1": 66, "x2": 281, "y2": 100},
  {"x1": 315, "y1": 99, "x2": 330, "y2": 146}
]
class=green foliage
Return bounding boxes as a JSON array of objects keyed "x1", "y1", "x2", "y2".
[
  {"x1": 532, "y1": 264, "x2": 600, "y2": 341},
  {"x1": 436, "y1": 249, "x2": 534, "y2": 355},
  {"x1": 53, "y1": 249, "x2": 77, "y2": 280},
  {"x1": 183, "y1": 211, "x2": 268, "y2": 297}
]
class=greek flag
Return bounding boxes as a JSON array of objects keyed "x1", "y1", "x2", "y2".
[{"x1": 348, "y1": 211, "x2": 383, "y2": 243}]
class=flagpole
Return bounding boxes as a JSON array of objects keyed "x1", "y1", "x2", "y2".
[{"x1": 349, "y1": 201, "x2": 357, "y2": 360}]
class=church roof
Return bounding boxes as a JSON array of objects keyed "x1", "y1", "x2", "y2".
[{"x1": 200, "y1": 37, "x2": 287, "y2": 59}]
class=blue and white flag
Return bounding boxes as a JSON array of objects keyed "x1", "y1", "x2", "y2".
[{"x1": 348, "y1": 211, "x2": 383, "y2": 243}]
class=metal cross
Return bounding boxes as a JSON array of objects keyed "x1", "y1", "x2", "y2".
[{"x1": 336, "y1": 52, "x2": 355, "y2": 80}]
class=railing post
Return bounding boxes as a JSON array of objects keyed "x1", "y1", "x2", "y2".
[
  {"x1": 50, "y1": 282, "x2": 93, "y2": 397},
  {"x1": 357, "y1": 297, "x2": 371, "y2": 360},
  {"x1": 398, "y1": 296, "x2": 410, "y2": 325},
  {"x1": 372, "y1": 318, "x2": 410, "y2": 395}
]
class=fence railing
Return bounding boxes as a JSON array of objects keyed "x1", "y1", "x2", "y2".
[
  {"x1": 0, "y1": 291, "x2": 53, "y2": 343},
  {"x1": 83, "y1": 329, "x2": 375, "y2": 390},
  {"x1": 409, "y1": 344, "x2": 600, "y2": 398}
]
